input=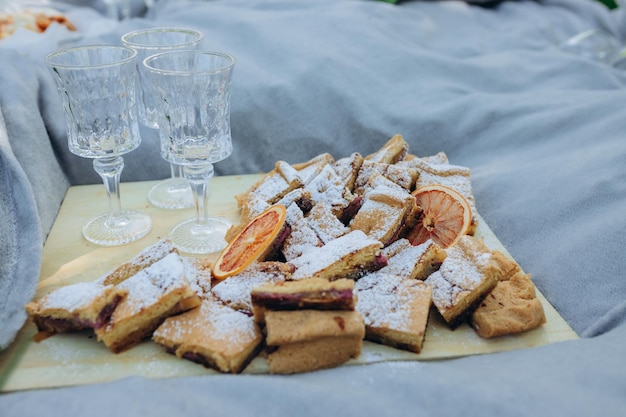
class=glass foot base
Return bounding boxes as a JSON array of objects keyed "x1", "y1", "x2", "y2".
[
  {"x1": 170, "y1": 217, "x2": 231, "y2": 254},
  {"x1": 148, "y1": 178, "x2": 194, "y2": 209},
  {"x1": 82, "y1": 210, "x2": 152, "y2": 246}
]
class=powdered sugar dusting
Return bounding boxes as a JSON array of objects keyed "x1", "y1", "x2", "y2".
[
  {"x1": 211, "y1": 264, "x2": 286, "y2": 311},
  {"x1": 355, "y1": 272, "x2": 426, "y2": 331},
  {"x1": 40, "y1": 282, "x2": 107, "y2": 312},
  {"x1": 290, "y1": 230, "x2": 381, "y2": 279},
  {"x1": 118, "y1": 253, "x2": 187, "y2": 315}
]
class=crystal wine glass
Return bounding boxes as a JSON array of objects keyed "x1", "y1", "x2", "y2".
[
  {"x1": 45, "y1": 45, "x2": 152, "y2": 246},
  {"x1": 142, "y1": 50, "x2": 235, "y2": 254},
  {"x1": 122, "y1": 27, "x2": 204, "y2": 210}
]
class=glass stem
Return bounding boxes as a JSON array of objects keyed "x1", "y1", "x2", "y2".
[
  {"x1": 93, "y1": 156, "x2": 126, "y2": 228},
  {"x1": 183, "y1": 163, "x2": 214, "y2": 228}
]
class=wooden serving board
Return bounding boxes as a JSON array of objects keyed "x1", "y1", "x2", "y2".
[{"x1": 0, "y1": 174, "x2": 578, "y2": 392}]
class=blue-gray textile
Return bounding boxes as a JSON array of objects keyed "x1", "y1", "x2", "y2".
[{"x1": 1, "y1": 0, "x2": 625, "y2": 415}]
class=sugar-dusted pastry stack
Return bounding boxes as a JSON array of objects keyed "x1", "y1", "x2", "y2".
[
  {"x1": 251, "y1": 278, "x2": 364, "y2": 374},
  {"x1": 25, "y1": 134, "x2": 547, "y2": 375}
]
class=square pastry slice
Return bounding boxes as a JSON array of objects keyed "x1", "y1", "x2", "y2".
[
  {"x1": 95, "y1": 252, "x2": 200, "y2": 353},
  {"x1": 153, "y1": 297, "x2": 264, "y2": 374},
  {"x1": 349, "y1": 184, "x2": 417, "y2": 246},
  {"x1": 288, "y1": 230, "x2": 385, "y2": 281},
  {"x1": 264, "y1": 309, "x2": 365, "y2": 374},
  {"x1": 425, "y1": 236, "x2": 499, "y2": 328},
  {"x1": 281, "y1": 203, "x2": 323, "y2": 261},
  {"x1": 211, "y1": 262, "x2": 292, "y2": 313},
  {"x1": 355, "y1": 272, "x2": 432, "y2": 353},
  {"x1": 251, "y1": 277, "x2": 355, "y2": 324},
  {"x1": 25, "y1": 282, "x2": 127, "y2": 335},
  {"x1": 380, "y1": 239, "x2": 446, "y2": 281},
  {"x1": 98, "y1": 239, "x2": 177, "y2": 286}
]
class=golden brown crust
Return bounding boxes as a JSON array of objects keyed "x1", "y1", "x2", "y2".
[
  {"x1": 95, "y1": 253, "x2": 198, "y2": 353},
  {"x1": 425, "y1": 236, "x2": 500, "y2": 327},
  {"x1": 356, "y1": 273, "x2": 432, "y2": 353},
  {"x1": 153, "y1": 298, "x2": 264, "y2": 374}
]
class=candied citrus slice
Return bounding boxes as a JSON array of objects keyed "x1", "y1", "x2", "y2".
[
  {"x1": 213, "y1": 204, "x2": 287, "y2": 280},
  {"x1": 407, "y1": 184, "x2": 471, "y2": 248}
]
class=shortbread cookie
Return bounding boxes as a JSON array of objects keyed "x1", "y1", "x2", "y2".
[
  {"x1": 211, "y1": 262, "x2": 292, "y2": 312},
  {"x1": 251, "y1": 277, "x2": 355, "y2": 324},
  {"x1": 153, "y1": 297, "x2": 263, "y2": 374},
  {"x1": 471, "y1": 254, "x2": 546, "y2": 338},
  {"x1": 289, "y1": 230, "x2": 385, "y2": 281},
  {"x1": 95, "y1": 253, "x2": 200, "y2": 353},
  {"x1": 264, "y1": 309, "x2": 364, "y2": 374},
  {"x1": 26, "y1": 282, "x2": 127, "y2": 335},
  {"x1": 355, "y1": 272, "x2": 432, "y2": 353},
  {"x1": 425, "y1": 236, "x2": 499, "y2": 328},
  {"x1": 99, "y1": 239, "x2": 177, "y2": 286}
]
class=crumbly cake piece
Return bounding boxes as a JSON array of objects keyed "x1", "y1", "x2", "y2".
[
  {"x1": 153, "y1": 297, "x2": 263, "y2": 374},
  {"x1": 348, "y1": 185, "x2": 418, "y2": 246},
  {"x1": 305, "y1": 201, "x2": 349, "y2": 244},
  {"x1": 471, "y1": 253, "x2": 546, "y2": 338},
  {"x1": 211, "y1": 262, "x2": 292, "y2": 312},
  {"x1": 304, "y1": 164, "x2": 356, "y2": 218},
  {"x1": 380, "y1": 238, "x2": 413, "y2": 259},
  {"x1": 25, "y1": 282, "x2": 127, "y2": 335},
  {"x1": 364, "y1": 134, "x2": 408, "y2": 164},
  {"x1": 235, "y1": 160, "x2": 304, "y2": 209},
  {"x1": 354, "y1": 159, "x2": 419, "y2": 194},
  {"x1": 353, "y1": 169, "x2": 408, "y2": 197},
  {"x1": 355, "y1": 272, "x2": 432, "y2": 353},
  {"x1": 281, "y1": 203, "x2": 323, "y2": 261},
  {"x1": 264, "y1": 309, "x2": 364, "y2": 374},
  {"x1": 425, "y1": 236, "x2": 499, "y2": 328},
  {"x1": 289, "y1": 230, "x2": 386, "y2": 281},
  {"x1": 291, "y1": 153, "x2": 335, "y2": 184},
  {"x1": 471, "y1": 271, "x2": 546, "y2": 338},
  {"x1": 379, "y1": 240, "x2": 446, "y2": 281},
  {"x1": 181, "y1": 256, "x2": 213, "y2": 299},
  {"x1": 99, "y1": 239, "x2": 177, "y2": 286},
  {"x1": 251, "y1": 278, "x2": 355, "y2": 324},
  {"x1": 95, "y1": 253, "x2": 200, "y2": 353},
  {"x1": 333, "y1": 152, "x2": 364, "y2": 192}
]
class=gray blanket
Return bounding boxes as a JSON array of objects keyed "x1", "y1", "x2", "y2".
[{"x1": 1, "y1": 0, "x2": 625, "y2": 415}]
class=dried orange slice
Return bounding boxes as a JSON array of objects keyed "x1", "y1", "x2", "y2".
[
  {"x1": 212, "y1": 204, "x2": 287, "y2": 280},
  {"x1": 407, "y1": 184, "x2": 471, "y2": 248}
]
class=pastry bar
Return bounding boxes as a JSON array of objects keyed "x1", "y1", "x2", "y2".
[
  {"x1": 25, "y1": 282, "x2": 127, "y2": 335},
  {"x1": 153, "y1": 297, "x2": 264, "y2": 374},
  {"x1": 250, "y1": 277, "x2": 356, "y2": 324},
  {"x1": 348, "y1": 184, "x2": 418, "y2": 246},
  {"x1": 211, "y1": 262, "x2": 292, "y2": 312},
  {"x1": 99, "y1": 239, "x2": 177, "y2": 286},
  {"x1": 355, "y1": 272, "x2": 432, "y2": 353},
  {"x1": 380, "y1": 239, "x2": 446, "y2": 281},
  {"x1": 95, "y1": 252, "x2": 200, "y2": 353},
  {"x1": 425, "y1": 235, "x2": 500, "y2": 328},
  {"x1": 264, "y1": 309, "x2": 365, "y2": 374},
  {"x1": 288, "y1": 230, "x2": 386, "y2": 281}
]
